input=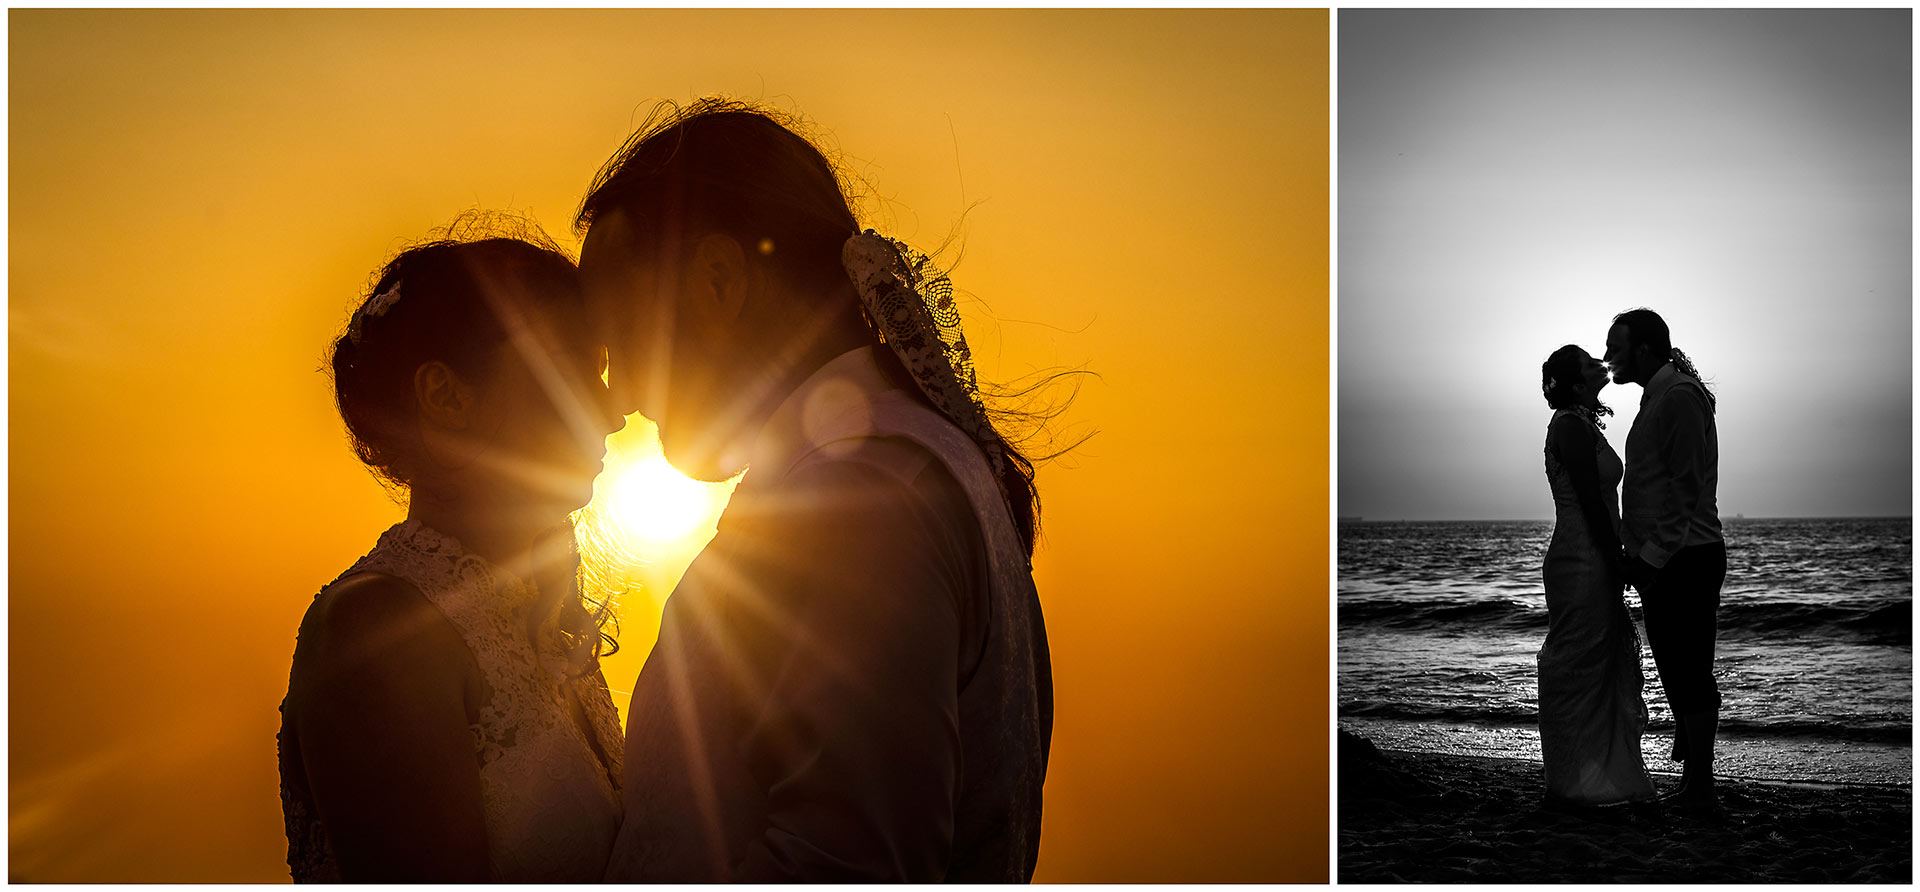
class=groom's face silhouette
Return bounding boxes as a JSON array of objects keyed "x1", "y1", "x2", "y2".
[
  {"x1": 1604, "y1": 323, "x2": 1653, "y2": 387},
  {"x1": 580, "y1": 209, "x2": 764, "y2": 482}
]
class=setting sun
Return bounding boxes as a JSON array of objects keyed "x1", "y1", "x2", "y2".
[
  {"x1": 10, "y1": 9, "x2": 1328, "y2": 883},
  {"x1": 605, "y1": 453, "x2": 721, "y2": 544},
  {"x1": 570, "y1": 415, "x2": 740, "y2": 717},
  {"x1": 574, "y1": 414, "x2": 738, "y2": 587}
]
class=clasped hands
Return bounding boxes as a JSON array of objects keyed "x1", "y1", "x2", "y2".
[{"x1": 1612, "y1": 549, "x2": 1659, "y2": 592}]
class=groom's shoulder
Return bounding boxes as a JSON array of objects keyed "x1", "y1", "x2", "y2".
[
  {"x1": 746, "y1": 437, "x2": 971, "y2": 541},
  {"x1": 776, "y1": 436, "x2": 952, "y2": 504},
  {"x1": 792, "y1": 433, "x2": 940, "y2": 480},
  {"x1": 1653, "y1": 375, "x2": 1713, "y2": 415}
]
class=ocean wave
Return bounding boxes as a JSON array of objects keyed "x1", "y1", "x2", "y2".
[
  {"x1": 1337, "y1": 700, "x2": 1911, "y2": 744},
  {"x1": 1719, "y1": 599, "x2": 1910, "y2": 645},
  {"x1": 1340, "y1": 597, "x2": 1545, "y2": 632},
  {"x1": 1340, "y1": 595, "x2": 1911, "y2": 644}
]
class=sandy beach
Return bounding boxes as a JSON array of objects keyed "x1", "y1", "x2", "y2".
[{"x1": 1338, "y1": 732, "x2": 1912, "y2": 883}]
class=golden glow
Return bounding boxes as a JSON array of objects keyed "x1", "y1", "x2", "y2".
[
  {"x1": 11, "y1": 9, "x2": 1328, "y2": 884},
  {"x1": 569, "y1": 415, "x2": 739, "y2": 685},
  {"x1": 575, "y1": 414, "x2": 737, "y2": 574},
  {"x1": 605, "y1": 453, "x2": 721, "y2": 544}
]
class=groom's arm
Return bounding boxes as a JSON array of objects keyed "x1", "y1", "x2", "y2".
[{"x1": 728, "y1": 454, "x2": 972, "y2": 882}]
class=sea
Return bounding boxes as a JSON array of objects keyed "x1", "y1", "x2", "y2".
[{"x1": 1338, "y1": 517, "x2": 1912, "y2": 786}]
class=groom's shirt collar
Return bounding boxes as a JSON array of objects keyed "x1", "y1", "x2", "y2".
[
  {"x1": 1641, "y1": 361, "x2": 1679, "y2": 406},
  {"x1": 744, "y1": 346, "x2": 892, "y2": 486}
]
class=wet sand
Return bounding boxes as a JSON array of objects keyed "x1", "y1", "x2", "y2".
[{"x1": 1338, "y1": 732, "x2": 1911, "y2": 883}]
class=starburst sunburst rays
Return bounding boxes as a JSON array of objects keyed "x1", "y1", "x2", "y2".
[{"x1": 570, "y1": 415, "x2": 739, "y2": 607}]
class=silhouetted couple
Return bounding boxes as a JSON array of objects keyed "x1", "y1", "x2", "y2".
[
  {"x1": 277, "y1": 99, "x2": 1052, "y2": 882},
  {"x1": 1538, "y1": 309, "x2": 1724, "y2": 815}
]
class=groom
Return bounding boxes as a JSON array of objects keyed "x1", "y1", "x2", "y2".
[
  {"x1": 577, "y1": 109, "x2": 1050, "y2": 882},
  {"x1": 1604, "y1": 308, "x2": 1725, "y2": 812}
]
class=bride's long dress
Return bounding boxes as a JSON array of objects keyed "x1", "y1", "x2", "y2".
[
  {"x1": 1539, "y1": 410, "x2": 1656, "y2": 804},
  {"x1": 277, "y1": 521, "x2": 625, "y2": 881}
]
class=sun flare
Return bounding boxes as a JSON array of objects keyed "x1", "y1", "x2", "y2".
[
  {"x1": 606, "y1": 454, "x2": 719, "y2": 544},
  {"x1": 573, "y1": 415, "x2": 737, "y2": 585}
]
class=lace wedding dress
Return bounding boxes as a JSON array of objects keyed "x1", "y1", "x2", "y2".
[
  {"x1": 1539, "y1": 410, "x2": 1656, "y2": 805},
  {"x1": 278, "y1": 521, "x2": 625, "y2": 881}
]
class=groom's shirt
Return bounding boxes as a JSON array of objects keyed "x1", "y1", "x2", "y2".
[
  {"x1": 1622, "y1": 362, "x2": 1722, "y2": 568},
  {"x1": 605, "y1": 347, "x2": 1051, "y2": 883}
]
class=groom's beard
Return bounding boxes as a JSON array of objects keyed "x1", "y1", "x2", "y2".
[
  {"x1": 657, "y1": 353, "x2": 811, "y2": 483},
  {"x1": 659, "y1": 428, "x2": 750, "y2": 483},
  {"x1": 655, "y1": 393, "x2": 757, "y2": 483}
]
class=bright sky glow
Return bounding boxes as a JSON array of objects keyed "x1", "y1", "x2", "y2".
[
  {"x1": 1339, "y1": 9, "x2": 1911, "y2": 521},
  {"x1": 601, "y1": 447, "x2": 725, "y2": 546},
  {"x1": 11, "y1": 9, "x2": 1328, "y2": 882},
  {"x1": 572, "y1": 415, "x2": 736, "y2": 595}
]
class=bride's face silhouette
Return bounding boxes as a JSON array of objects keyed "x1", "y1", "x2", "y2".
[
  {"x1": 1575, "y1": 350, "x2": 1609, "y2": 398},
  {"x1": 425, "y1": 303, "x2": 624, "y2": 514}
]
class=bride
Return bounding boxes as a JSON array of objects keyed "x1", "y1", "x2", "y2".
[
  {"x1": 1537, "y1": 344, "x2": 1656, "y2": 806},
  {"x1": 277, "y1": 228, "x2": 628, "y2": 880}
]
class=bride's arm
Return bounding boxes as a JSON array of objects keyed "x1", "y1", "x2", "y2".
[
  {"x1": 286, "y1": 574, "x2": 492, "y2": 881},
  {"x1": 1549, "y1": 415, "x2": 1625, "y2": 571}
]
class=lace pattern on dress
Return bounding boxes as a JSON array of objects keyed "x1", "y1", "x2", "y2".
[
  {"x1": 345, "y1": 522, "x2": 625, "y2": 772},
  {"x1": 279, "y1": 521, "x2": 625, "y2": 881},
  {"x1": 278, "y1": 721, "x2": 341, "y2": 883}
]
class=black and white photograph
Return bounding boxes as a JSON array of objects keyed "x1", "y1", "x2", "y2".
[{"x1": 1336, "y1": 8, "x2": 1911, "y2": 883}]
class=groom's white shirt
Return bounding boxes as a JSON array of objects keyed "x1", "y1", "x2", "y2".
[{"x1": 1622, "y1": 362, "x2": 1722, "y2": 568}]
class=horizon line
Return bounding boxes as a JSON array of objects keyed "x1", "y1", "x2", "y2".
[{"x1": 1337, "y1": 513, "x2": 1913, "y2": 524}]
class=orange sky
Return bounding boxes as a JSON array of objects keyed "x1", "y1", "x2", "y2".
[{"x1": 9, "y1": 10, "x2": 1328, "y2": 882}]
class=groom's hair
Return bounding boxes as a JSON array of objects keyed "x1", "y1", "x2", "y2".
[
  {"x1": 1612, "y1": 307, "x2": 1715, "y2": 405},
  {"x1": 574, "y1": 97, "x2": 1054, "y2": 557},
  {"x1": 1611, "y1": 308, "x2": 1672, "y2": 359},
  {"x1": 574, "y1": 98, "x2": 861, "y2": 299}
]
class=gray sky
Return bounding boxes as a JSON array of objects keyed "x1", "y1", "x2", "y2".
[{"x1": 1338, "y1": 9, "x2": 1911, "y2": 521}]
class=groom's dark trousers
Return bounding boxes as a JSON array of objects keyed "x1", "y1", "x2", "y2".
[{"x1": 1637, "y1": 542, "x2": 1726, "y2": 715}]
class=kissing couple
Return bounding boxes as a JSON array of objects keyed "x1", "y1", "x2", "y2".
[
  {"x1": 1537, "y1": 309, "x2": 1725, "y2": 816},
  {"x1": 277, "y1": 99, "x2": 1054, "y2": 882}
]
